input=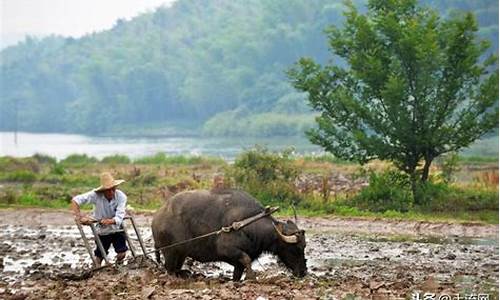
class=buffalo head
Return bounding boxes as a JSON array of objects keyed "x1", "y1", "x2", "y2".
[{"x1": 273, "y1": 220, "x2": 307, "y2": 277}]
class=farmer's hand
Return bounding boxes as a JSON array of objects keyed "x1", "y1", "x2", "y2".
[
  {"x1": 100, "y1": 218, "x2": 115, "y2": 225},
  {"x1": 79, "y1": 216, "x2": 95, "y2": 225}
]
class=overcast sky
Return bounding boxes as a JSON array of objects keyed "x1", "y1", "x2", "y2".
[{"x1": 1, "y1": 0, "x2": 177, "y2": 48}]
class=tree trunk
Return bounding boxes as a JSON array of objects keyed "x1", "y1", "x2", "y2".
[
  {"x1": 421, "y1": 157, "x2": 434, "y2": 183},
  {"x1": 409, "y1": 169, "x2": 419, "y2": 205}
]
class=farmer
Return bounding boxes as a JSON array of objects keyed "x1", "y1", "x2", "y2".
[{"x1": 70, "y1": 172, "x2": 128, "y2": 266}]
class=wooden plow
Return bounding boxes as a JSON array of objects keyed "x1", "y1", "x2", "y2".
[{"x1": 75, "y1": 215, "x2": 152, "y2": 269}]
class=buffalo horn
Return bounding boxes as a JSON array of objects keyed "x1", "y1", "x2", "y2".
[{"x1": 273, "y1": 223, "x2": 298, "y2": 244}]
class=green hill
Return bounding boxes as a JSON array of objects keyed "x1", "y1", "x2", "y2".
[{"x1": 0, "y1": 0, "x2": 497, "y2": 136}]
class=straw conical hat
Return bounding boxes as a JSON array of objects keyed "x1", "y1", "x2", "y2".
[{"x1": 94, "y1": 172, "x2": 125, "y2": 192}]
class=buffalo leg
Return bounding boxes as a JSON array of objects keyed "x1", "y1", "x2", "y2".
[
  {"x1": 232, "y1": 263, "x2": 245, "y2": 281},
  {"x1": 164, "y1": 251, "x2": 189, "y2": 277},
  {"x1": 221, "y1": 248, "x2": 256, "y2": 281},
  {"x1": 238, "y1": 254, "x2": 256, "y2": 280},
  {"x1": 162, "y1": 249, "x2": 173, "y2": 270},
  {"x1": 174, "y1": 255, "x2": 190, "y2": 277}
]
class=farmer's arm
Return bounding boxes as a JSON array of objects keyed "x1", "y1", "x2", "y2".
[
  {"x1": 70, "y1": 191, "x2": 96, "y2": 222},
  {"x1": 70, "y1": 199, "x2": 81, "y2": 219}
]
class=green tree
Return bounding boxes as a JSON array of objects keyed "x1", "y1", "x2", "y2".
[{"x1": 288, "y1": 0, "x2": 498, "y2": 203}]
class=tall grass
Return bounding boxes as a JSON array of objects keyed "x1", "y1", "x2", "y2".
[{"x1": 474, "y1": 170, "x2": 499, "y2": 187}]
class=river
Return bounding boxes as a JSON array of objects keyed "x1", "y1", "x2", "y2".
[
  {"x1": 0, "y1": 131, "x2": 322, "y2": 160},
  {"x1": 1, "y1": 131, "x2": 497, "y2": 161}
]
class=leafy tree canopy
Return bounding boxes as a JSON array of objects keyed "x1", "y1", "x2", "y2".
[{"x1": 289, "y1": 0, "x2": 498, "y2": 201}]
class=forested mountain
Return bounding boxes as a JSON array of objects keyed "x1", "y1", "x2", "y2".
[{"x1": 1, "y1": 0, "x2": 498, "y2": 136}]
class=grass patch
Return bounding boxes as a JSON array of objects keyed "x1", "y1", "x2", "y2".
[
  {"x1": 352, "y1": 170, "x2": 413, "y2": 212},
  {"x1": 299, "y1": 153, "x2": 352, "y2": 164},
  {"x1": 60, "y1": 154, "x2": 98, "y2": 166},
  {"x1": 101, "y1": 155, "x2": 131, "y2": 164},
  {"x1": 134, "y1": 153, "x2": 224, "y2": 165},
  {"x1": 0, "y1": 170, "x2": 38, "y2": 182},
  {"x1": 61, "y1": 174, "x2": 99, "y2": 187},
  {"x1": 458, "y1": 155, "x2": 498, "y2": 164},
  {"x1": 17, "y1": 194, "x2": 69, "y2": 208},
  {"x1": 275, "y1": 201, "x2": 498, "y2": 224},
  {"x1": 0, "y1": 156, "x2": 41, "y2": 173}
]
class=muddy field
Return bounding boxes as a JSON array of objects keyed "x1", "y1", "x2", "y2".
[{"x1": 0, "y1": 209, "x2": 498, "y2": 300}]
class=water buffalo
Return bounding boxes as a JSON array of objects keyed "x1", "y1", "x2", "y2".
[{"x1": 151, "y1": 189, "x2": 307, "y2": 281}]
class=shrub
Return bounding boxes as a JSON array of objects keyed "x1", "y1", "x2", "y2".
[
  {"x1": 50, "y1": 163, "x2": 66, "y2": 175},
  {"x1": 353, "y1": 170, "x2": 413, "y2": 212},
  {"x1": 418, "y1": 183, "x2": 498, "y2": 212},
  {"x1": 227, "y1": 146, "x2": 301, "y2": 206}
]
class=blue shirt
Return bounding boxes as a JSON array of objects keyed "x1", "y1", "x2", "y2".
[{"x1": 73, "y1": 189, "x2": 127, "y2": 234}]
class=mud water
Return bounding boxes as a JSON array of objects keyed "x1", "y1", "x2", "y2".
[{"x1": 0, "y1": 209, "x2": 498, "y2": 299}]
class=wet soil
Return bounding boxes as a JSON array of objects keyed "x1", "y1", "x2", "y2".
[{"x1": 0, "y1": 208, "x2": 498, "y2": 299}]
